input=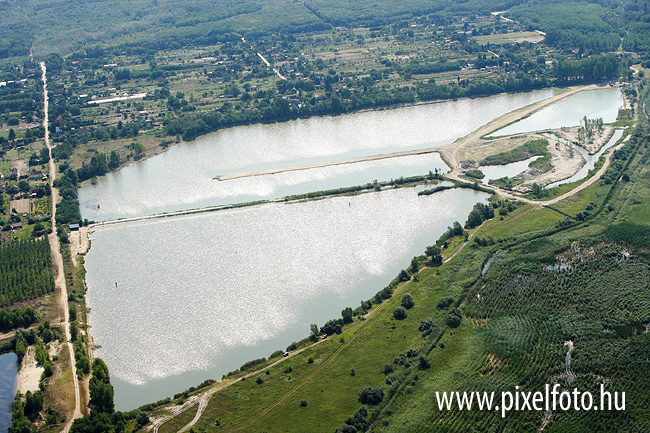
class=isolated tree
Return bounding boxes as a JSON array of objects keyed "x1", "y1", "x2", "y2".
[
  {"x1": 418, "y1": 355, "x2": 431, "y2": 370},
  {"x1": 393, "y1": 306, "x2": 407, "y2": 320},
  {"x1": 419, "y1": 318, "x2": 441, "y2": 338},
  {"x1": 401, "y1": 293, "x2": 415, "y2": 310},
  {"x1": 309, "y1": 323, "x2": 319, "y2": 341},
  {"x1": 446, "y1": 308, "x2": 462, "y2": 328},
  {"x1": 409, "y1": 257, "x2": 419, "y2": 274},
  {"x1": 70, "y1": 321, "x2": 78, "y2": 341},
  {"x1": 109, "y1": 151, "x2": 120, "y2": 169},
  {"x1": 321, "y1": 319, "x2": 343, "y2": 335},
  {"x1": 437, "y1": 297, "x2": 454, "y2": 309},
  {"x1": 465, "y1": 209, "x2": 483, "y2": 229},
  {"x1": 130, "y1": 141, "x2": 145, "y2": 156},
  {"x1": 398, "y1": 269, "x2": 410, "y2": 282},
  {"x1": 39, "y1": 147, "x2": 50, "y2": 164},
  {"x1": 358, "y1": 387, "x2": 384, "y2": 405},
  {"x1": 18, "y1": 180, "x2": 30, "y2": 193},
  {"x1": 532, "y1": 183, "x2": 544, "y2": 199},
  {"x1": 32, "y1": 223, "x2": 45, "y2": 237}
]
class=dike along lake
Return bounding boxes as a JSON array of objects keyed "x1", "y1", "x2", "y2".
[{"x1": 80, "y1": 86, "x2": 622, "y2": 409}]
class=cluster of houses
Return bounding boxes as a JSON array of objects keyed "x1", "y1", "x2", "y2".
[{"x1": 0, "y1": 168, "x2": 46, "y2": 181}]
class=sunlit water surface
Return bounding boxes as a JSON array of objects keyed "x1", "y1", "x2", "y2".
[
  {"x1": 490, "y1": 87, "x2": 622, "y2": 136},
  {"x1": 86, "y1": 187, "x2": 488, "y2": 409},
  {"x1": 79, "y1": 89, "x2": 561, "y2": 221}
]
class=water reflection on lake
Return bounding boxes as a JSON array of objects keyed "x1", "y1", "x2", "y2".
[
  {"x1": 85, "y1": 187, "x2": 489, "y2": 409},
  {"x1": 82, "y1": 85, "x2": 624, "y2": 411},
  {"x1": 80, "y1": 152, "x2": 449, "y2": 221},
  {"x1": 79, "y1": 89, "x2": 559, "y2": 221},
  {"x1": 490, "y1": 87, "x2": 622, "y2": 137},
  {"x1": 479, "y1": 156, "x2": 542, "y2": 183}
]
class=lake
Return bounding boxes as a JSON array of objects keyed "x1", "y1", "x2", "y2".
[
  {"x1": 490, "y1": 86, "x2": 622, "y2": 136},
  {"x1": 85, "y1": 186, "x2": 489, "y2": 409},
  {"x1": 0, "y1": 352, "x2": 18, "y2": 432},
  {"x1": 79, "y1": 89, "x2": 562, "y2": 221},
  {"x1": 479, "y1": 156, "x2": 542, "y2": 183},
  {"x1": 83, "y1": 85, "x2": 624, "y2": 409}
]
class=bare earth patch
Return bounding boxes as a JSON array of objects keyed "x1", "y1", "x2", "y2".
[
  {"x1": 513, "y1": 138, "x2": 585, "y2": 191},
  {"x1": 10, "y1": 158, "x2": 29, "y2": 178},
  {"x1": 457, "y1": 135, "x2": 532, "y2": 163},
  {"x1": 10, "y1": 198, "x2": 31, "y2": 214},
  {"x1": 68, "y1": 227, "x2": 90, "y2": 267},
  {"x1": 18, "y1": 346, "x2": 44, "y2": 395},
  {"x1": 457, "y1": 131, "x2": 594, "y2": 191}
]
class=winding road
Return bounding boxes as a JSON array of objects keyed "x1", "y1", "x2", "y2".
[{"x1": 40, "y1": 62, "x2": 84, "y2": 432}]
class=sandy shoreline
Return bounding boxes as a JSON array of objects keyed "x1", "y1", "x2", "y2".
[{"x1": 216, "y1": 147, "x2": 443, "y2": 181}]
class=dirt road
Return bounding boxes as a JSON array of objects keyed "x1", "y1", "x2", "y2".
[
  {"x1": 256, "y1": 52, "x2": 286, "y2": 80},
  {"x1": 40, "y1": 61, "x2": 83, "y2": 432},
  {"x1": 449, "y1": 130, "x2": 630, "y2": 208}
]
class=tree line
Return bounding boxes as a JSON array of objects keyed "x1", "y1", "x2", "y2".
[{"x1": 0, "y1": 306, "x2": 38, "y2": 332}]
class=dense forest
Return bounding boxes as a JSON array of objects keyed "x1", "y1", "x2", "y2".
[
  {"x1": 1, "y1": 0, "x2": 649, "y2": 60},
  {"x1": 0, "y1": 306, "x2": 38, "y2": 332},
  {"x1": 0, "y1": 239, "x2": 54, "y2": 307}
]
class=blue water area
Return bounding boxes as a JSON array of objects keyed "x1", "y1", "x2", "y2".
[{"x1": 0, "y1": 352, "x2": 18, "y2": 432}]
